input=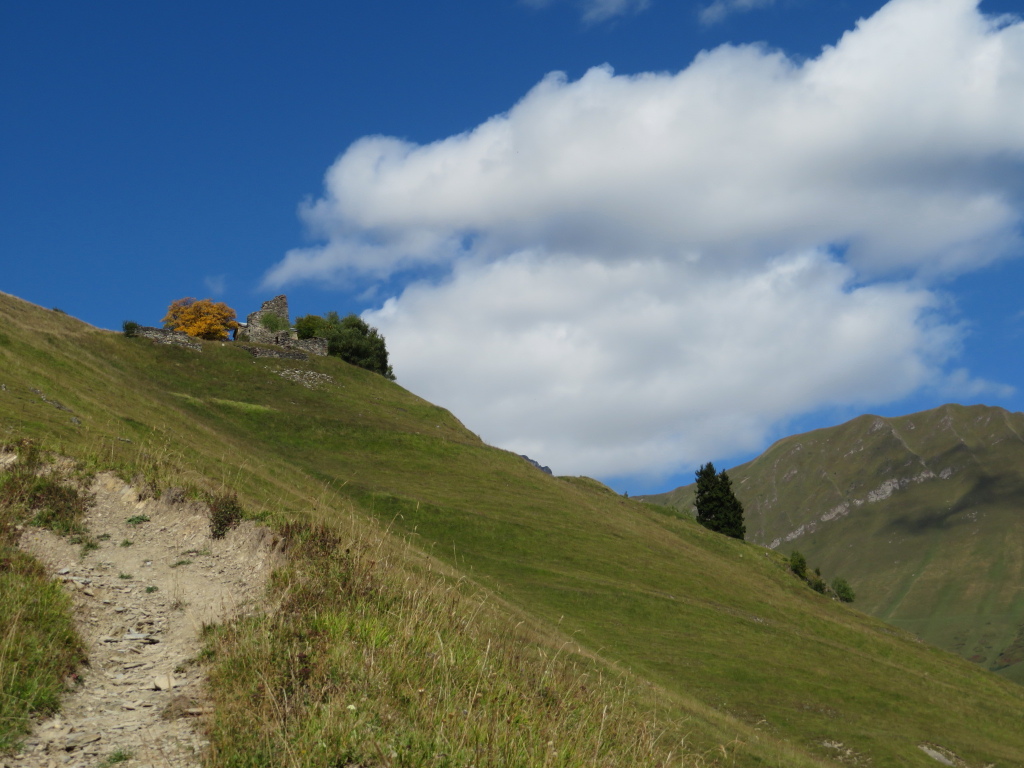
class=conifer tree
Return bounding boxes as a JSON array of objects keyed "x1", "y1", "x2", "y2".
[{"x1": 693, "y1": 462, "x2": 746, "y2": 540}]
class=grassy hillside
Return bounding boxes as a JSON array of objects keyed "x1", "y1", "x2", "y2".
[
  {"x1": 644, "y1": 405, "x2": 1024, "y2": 686},
  {"x1": 3, "y1": 292, "x2": 1024, "y2": 767}
]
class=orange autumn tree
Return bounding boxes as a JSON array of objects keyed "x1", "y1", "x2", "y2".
[{"x1": 162, "y1": 298, "x2": 240, "y2": 340}]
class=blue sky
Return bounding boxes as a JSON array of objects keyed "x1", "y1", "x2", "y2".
[{"x1": 3, "y1": 0, "x2": 1023, "y2": 494}]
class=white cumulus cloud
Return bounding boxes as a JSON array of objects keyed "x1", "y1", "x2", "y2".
[
  {"x1": 366, "y1": 251, "x2": 957, "y2": 477},
  {"x1": 267, "y1": 0, "x2": 1024, "y2": 479}
]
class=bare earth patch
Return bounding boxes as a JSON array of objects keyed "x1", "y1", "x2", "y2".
[{"x1": 6, "y1": 472, "x2": 280, "y2": 768}]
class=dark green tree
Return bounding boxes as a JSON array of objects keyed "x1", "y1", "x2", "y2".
[
  {"x1": 789, "y1": 550, "x2": 808, "y2": 580},
  {"x1": 693, "y1": 462, "x2": 745, "y2": 540},
  {"x1": 294, "y1": 311, "x2": 396, "y2": 380},
  {"x1": 832, "y1": 577, "x2": 855, "y2": 603},
  {"x1": 295, "y1": 314, "x2": 329, "y2": 340}
]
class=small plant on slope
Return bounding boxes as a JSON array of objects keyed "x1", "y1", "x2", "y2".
[
  {"x1": 208, "y1": 491, "x2": 243, "y2": 539},
  {"x1": 832, "y1": 577, "x2": 855, "y2": 603}
]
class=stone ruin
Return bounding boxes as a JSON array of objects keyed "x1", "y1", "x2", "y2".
[
  {"x1": 237, "y1": 294, "x2": 290, "y2": 345},
  {"x1": 235, "y1": 295, "x2": 329, "y2": 358},
  {"x1": 134, "y1": 326, "x2": 202, "y2": 351},
  {"x1": 137, "y1": 295, "x2": 328, "y2": 359}
]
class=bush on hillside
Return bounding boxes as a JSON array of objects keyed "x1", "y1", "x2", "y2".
[
  {"x1": 832, "y1": 577, "x2": 855, "y2": 603},
  {"x1": 294, "y1": 313, "x2": 327, "y2": 340},
  {"x1": 296, "y1": 311, "x2": 395, "y2": 380},
  {"x1": 162, "y1": 297, "x2": 239, "y2": 340},
  {"x1": 789, "y1": 551, "x2": 807, "y2": 580},
  {"x1": 122, "y1": 320, "x2": 139, "y2": 338},
  {"x1": 259, "y1": 313, "x2": 289, "y2": 333},
  {"x1": 208, "y1": 491, "x2": 244, "y2": 539}
]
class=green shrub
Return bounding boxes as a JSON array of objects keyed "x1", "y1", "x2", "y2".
[
  {"x1": 832, "y1": 577, "x2": 855, "y2": 603},
  {"x1": 259, "y1": 313, "x2": 290, "y2": 333},
  {"x1": 296, "y1": 311, "x2": 396, "y2": 379},
  {"x1": 809, "y1": 577, "x2": 827, "y2": 594},
  {"x1": 294, "y1": 313, "x2": 327, "y2": 339},
  {"x1": 208, "y1": 491, "x2": 243, "y2": 539},
  {"x1": 122, "y1": 320, "x2": 140, "y2": 338},
  {"x1": 789, "y1": 551, "x2": 807, "y2": 580}
]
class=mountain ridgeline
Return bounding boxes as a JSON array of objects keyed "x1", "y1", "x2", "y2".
[
  {"x1": 4, "y1": 291, "x2": 1024, "y2": 766},
  {"x1": 644, "y1": 404, "x2": 1024, "y2": 684}
]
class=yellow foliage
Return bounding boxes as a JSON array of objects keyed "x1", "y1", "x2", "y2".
[{"x1": 162, "y1": 298, "x2": 240, "y2": 340}]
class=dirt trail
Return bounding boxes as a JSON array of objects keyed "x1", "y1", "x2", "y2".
[{"x1": 7, "y1": 471, "x2": 280, "y2": 768}]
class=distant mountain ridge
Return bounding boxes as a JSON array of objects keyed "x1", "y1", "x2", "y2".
[{"x1": 643, "y1": 403, "x2": 1024, "y2": 683}]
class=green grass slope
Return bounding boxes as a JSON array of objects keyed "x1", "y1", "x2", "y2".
[
  {"x1": 644, "y1": 404, "x2": 1024, "y2": 686},
  {"x1": 3, "y1": 292, "x2": 1024, "y2": 766}
]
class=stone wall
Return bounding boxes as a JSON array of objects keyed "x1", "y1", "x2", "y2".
[
  {"x1": 239, "y1": 331, "x2": 328, "y2": 357},
  {"x1": 238, "y1": 295, "x2": 290, "y2": 344},
  {"x1": 280, "y1": 336, "x2": 329, "y2": 357},
  {"x1": 136, "y1": 327, "x2": 202, "y2": 351},
  {"x1": 235, "y1": 295, "x2": 328, "y2": 357},
  {"x1": 239, "y1": 345, "x2": 309, "y2": 361}
]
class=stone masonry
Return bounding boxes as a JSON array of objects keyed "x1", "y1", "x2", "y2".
[
  {"x1": 236, "y1": 295, "x2": 329, "y2": 357},
  {"x1": 238, "y1": 295, "x2": 290, "y2": 344},
  {"x1": 135, "y1": 327, "x2": 202, "y2": 351}
]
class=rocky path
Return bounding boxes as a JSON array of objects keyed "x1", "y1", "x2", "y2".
[{"x1": 6, "y1": 471, "x2": 280, "y2": 768}]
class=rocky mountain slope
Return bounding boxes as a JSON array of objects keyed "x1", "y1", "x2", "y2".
[{"x1": 643, "y1": 403, "x2": 1024, "y2": 684}]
